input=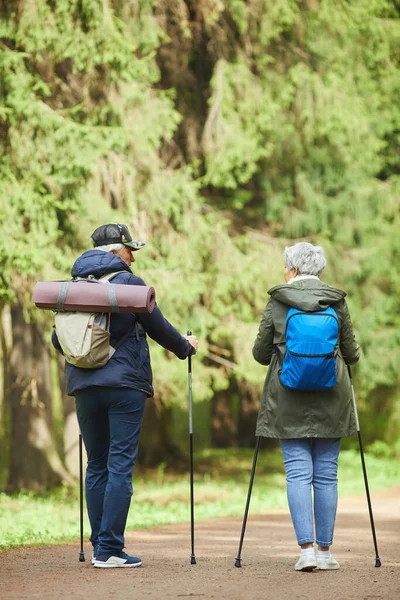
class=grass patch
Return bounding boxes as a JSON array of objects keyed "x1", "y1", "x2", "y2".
[{"x1": 1, "y1": 448, "x2": 399, "y2": 550}]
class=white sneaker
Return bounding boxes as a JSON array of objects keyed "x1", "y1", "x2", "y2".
[
  {"x1": 316, "y1": 555, "x2": 340, "y2": 570},
  {"x1": 295, "y1": 553, "x2": 317, "y2": 572},
  {"x1": 94, "y1": 551, "x2": 142, "y2": 569}
]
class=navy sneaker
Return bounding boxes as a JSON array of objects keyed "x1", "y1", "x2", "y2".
[
  {"x1": 91, "y1": 545, "x2": 98, "y2": 565},
  {"x1": 94, "y1": 551, "x2": 142, "y2": 568}
]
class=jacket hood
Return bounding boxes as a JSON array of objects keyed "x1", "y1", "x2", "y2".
[
  {"x1": 268, "y1": 278, "x2": 346, "y2": 311},
  {"x1": 71, "y1": 250, "x2": 132, "y2": 279}
]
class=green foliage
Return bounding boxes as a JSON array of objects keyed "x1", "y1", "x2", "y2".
[
  {"x1": 197, "y1": 0, "x2": 400, "y2": 432},
  {"x1": 0, "y1": 0, "x2": 173, "y2": 303},
  {"x1": 0, "y1": 0, "x2": 399, "y2": 471},
  {"x1": 202, "y1": 59, "x2": 276, "y2": 188}
]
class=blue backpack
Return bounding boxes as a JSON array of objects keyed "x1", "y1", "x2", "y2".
[{"x1": 280, "y1": 306, "x2": 339, "y2": 391}]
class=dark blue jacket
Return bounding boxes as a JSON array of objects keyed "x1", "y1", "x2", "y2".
[{"x1": 52, "y1": 250, "x2": 193, "y2": 396}]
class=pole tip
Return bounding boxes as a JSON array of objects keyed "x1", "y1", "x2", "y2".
[
  {"x1": 79, "y1": 552, "x2": 86, "y2": 562},
  {"x1": 191, "y1": 555, "x2": 197, "y2": 565},
  {"x1": 234, "y1": 558, "x2": 242, "y2": 568},
  {"x1": 375, "y1": 558, "x2": 382, "y2": 568}
]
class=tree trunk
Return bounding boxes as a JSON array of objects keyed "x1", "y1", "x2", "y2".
[
  {"x1": 210, "y1": 381, "x2": 237, "y2": 448},
  {"x1": 0, "y1": 307, "x2": 12, "y2": 489},
  {"x1": 7, "y1": 302, "x2": 74, "y2": 492}
]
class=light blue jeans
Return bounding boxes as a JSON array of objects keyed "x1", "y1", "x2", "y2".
[{"x1": 280, "y1": 438, "x2": 341, "y2": 547}]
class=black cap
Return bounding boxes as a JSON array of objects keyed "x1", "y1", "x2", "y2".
[{"x1": 90, "y1": 224, "x2": 145, "y2": 251}]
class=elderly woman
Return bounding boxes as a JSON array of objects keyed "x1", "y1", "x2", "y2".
[{"x1": 253, "y1": 242, "x2": 360, "y2": 572}]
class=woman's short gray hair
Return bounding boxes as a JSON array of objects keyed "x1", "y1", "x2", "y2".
[
  {"x1": 284, "y1": 242, "x2": 326, "y2": 276},
  {"x1": 94, "y1": 243, "x2": 124, "y2": 253}
]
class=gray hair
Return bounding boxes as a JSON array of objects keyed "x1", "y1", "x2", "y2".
[
  {"x1": 284, "y1": 242, "x2": 326, "y2": 276},
  {"x1": 94, "y1": 243, "x2": 124, "y2": 253}
]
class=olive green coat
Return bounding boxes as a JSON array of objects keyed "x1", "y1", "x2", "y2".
[{"x1": 253, "y1": 278, "x2": 360, "y2": 439}]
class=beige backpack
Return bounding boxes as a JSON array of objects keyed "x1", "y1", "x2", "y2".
[{"x1": 54, "y1": 271, "x2": 132, "y2": 369}]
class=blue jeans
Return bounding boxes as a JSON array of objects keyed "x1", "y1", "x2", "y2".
[
  {"x1": 280, "y1": 438, "x2": 340, "y2": 547},
  {"x1": 75, "y1": 386, "x2": 147, "y2": 555}
]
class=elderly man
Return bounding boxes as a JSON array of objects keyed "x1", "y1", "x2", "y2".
[{"x1": 52, "y1": 223, "x2": 198, "y2": 568}]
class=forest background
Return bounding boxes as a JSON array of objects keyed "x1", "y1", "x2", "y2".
[{"x1": 0, "y1": 0, "x2": 400, "y2": 521}]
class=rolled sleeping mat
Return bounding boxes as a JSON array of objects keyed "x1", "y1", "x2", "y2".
[{"x1": 33, "y1": 280, "x2": 156, "y2": 313}]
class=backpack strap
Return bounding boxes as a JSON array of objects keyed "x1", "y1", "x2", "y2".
[
  {"x1": 111, "y1": 322, "x2": 138, "y2": 353},
  {"x1": 72, "y1": 270, "x2": 126, "y2": 283},
  {"x1": 99, "y1": 271, "x2": 126, "y2": 282},
  {"x1": 72, "y1": 271, "x2": 126, "y2": 313}
]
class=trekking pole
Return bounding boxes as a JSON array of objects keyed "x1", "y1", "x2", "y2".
[
  {"x1": 348, "y1": 366, "x2": 381, "y2": 567},
  {"x1": 187, "y1": 330, "x2": 196, "y2": 565},
  {"x1": 235, "y1": 436, "x2": 261, "y2": 568},
  {"x1": 79, "y1": 432, "x2": 85, "y2": 562}
]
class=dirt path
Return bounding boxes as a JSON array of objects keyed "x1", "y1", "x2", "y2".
[{"x1": 1, "y1": 488, "x2": 399, "y2": 600}]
